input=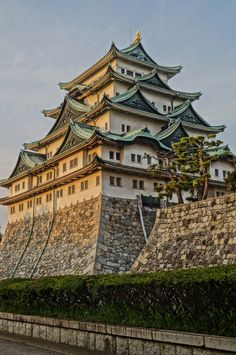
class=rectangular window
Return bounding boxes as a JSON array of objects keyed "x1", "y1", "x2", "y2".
[
  {"x1": 168, "y1": 106, "x2": 171, "y2": 112},
  {"x1": 63, "y1": 163, "x2": 67, "y2": 172},
  {"x1": 27, "y1": 200, "x2": 32, "y2": 209},
  {"x1": 139, "y1": 180, "x2": 144, "y2": 190},
  {"x1": 56, "y1": 189, "x2": 63, "y2": 198},
  {"x1": 121, "y1": 68, "x2": 125, "y2": 74},
  {"x1": 38, "y1": 176, "x2": 42, "y2": 184},
  {"x1": 47, "y1": 171, "x2": 53, "y2": 180},
  {"x1": 116, "y1": 177, "x2": 122, "y2": 187},
  {"x1": 105, "y1": 122, "x2": 108, "y2": 130},
  {"x1": 147, "y1": 156, "x2": 152, "y2": 164},
  {"x1": 110, "y1": 176, "x2": 115, "y2": 186},
  {"x1": 55, "y1": 168, "x2": 59, "y2": 178},
  {"x1": 163, "y1": 105, "x2": 167, "y2": 112},
  {"x1": 46, "y1": 193, "x2": 52, "y2": 203},
  {"x1": 109, "y1": 151, "x2": 114, "y2": 159},
  {"x1": 81, "y1": 180, "x2": 88, "y2": 191},
  {"x1": 36, "y1": 197, "x2": 42, "y2": 205},
  {"x1": 96, "y1": 176, "x2": 100, "y2": 186},
  {"x1": 126, "y1": 125, "x2": 131, "y2": 132},
  {"x1": 11, "y1": 207, "x2": 15, "y2": 214},
  {"x1": 122, "y1": 124, "x2": 125, "y2": 132},
  {"x1": 15, "y1": 184, "x2": 20, "y2": 192},
  {"x1": 19, "y1": 203, "x2": 24, "y2": 212},
  {"x1": 132, "y1": 180, "x2": 138, "y2": 189},
  {"x1": 131, "y1": 154, "x2": 136, "y2": 162},
  {"x1": 127, "y1": 70, "x2": 134, "y2": 77},
  {"x1": 70, "y1": 158, "x2": 78, "y2": 169},
  {"x1": 215, "y1": 169, "x2": 219, "y2": 177},
  {"x1": 135, "y1": 72, "x2": 142, "y2": 78},
  {"x1": 132, "y1": 180, "x2": 144, "y2": 190},
  {"x1": 116, "y1": 152, "x2": 120, "y2": 161},
  {"x1": 116, "y1": 92, "x2": 120, "y2": 96},
  {"x1": 223, "y1": 170, "x2": 227, "y2": 178},
  {"x1": 137, "y1": 155, "x2": 142, "y2": 163},
  {"x1": 68, "y1": 185, "x2": 75, "y2": 195},
  {"x1": 22, "y1": 182, "x2": 25, "y2": 189}
]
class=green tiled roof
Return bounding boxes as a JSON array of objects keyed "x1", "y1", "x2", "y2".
[
  {"x1": 9, "y1": 150, "x2": 46, "y2": 179},
  {"x1": 167, "y1": 100, "x2": 226, "y2": 132},
  {"x1": 68, "y1": 121, "x2": 171, "y2": 151},
  {"x1": 207, "y1": 145, "x2": 235, "y2": 158},
  {"x1": 110, "y1": 84, "x2": 162, "y2": 115},
  {"x1": 120, "y1": 42, "x2": 182, "y2": 74}
]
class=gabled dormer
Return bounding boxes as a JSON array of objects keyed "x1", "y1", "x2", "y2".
[
  {"x1": 167, "y1": 100, "x2": 226, "y2": 133},
  {"x1": 110, "y1": 84, "x2": 162, "y2": 115},
  {"x1": 155, "y1": 119, "x2": 188, "y2": 148}
]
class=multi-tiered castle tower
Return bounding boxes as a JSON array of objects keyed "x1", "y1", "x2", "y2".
[{"x1": 0, "y1": 33, "x2": 234, "y2": 279}]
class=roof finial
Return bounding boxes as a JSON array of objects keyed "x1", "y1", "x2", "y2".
[{"x1": 133, "y1": 31, "x2": 142, "y2": 45}]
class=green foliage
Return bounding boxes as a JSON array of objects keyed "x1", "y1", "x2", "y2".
[
  {"x1": 150, "y1": 135, "x2": 223, "y2": 203},
  {"x1": 225, "y1": 160, "x2": 236, "y2": 192},
  {"x1": 0, "y1": 266, "x2": 236, "y2": 336}
]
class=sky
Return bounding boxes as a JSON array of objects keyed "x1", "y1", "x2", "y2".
[{"x1": 0, "y1": 0, "x2": 236, "y2": 230}]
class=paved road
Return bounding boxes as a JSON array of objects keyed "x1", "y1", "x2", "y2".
[{"x1": 0, "y1": 333, "x2": 101, "y2": 355}]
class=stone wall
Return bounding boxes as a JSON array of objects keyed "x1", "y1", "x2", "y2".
[
  {"x1": 0, "y1": 312, "x2": 235, "y2": 354},
  {"x1": 132, "y1": 193, "x2": 236, "y2": 272},
  {"x1": 94, "y1": 197, "x2": 157, "y2": 274},
  {"x1": 0, "y1": 195, "x2": 156, "y2": 279}
]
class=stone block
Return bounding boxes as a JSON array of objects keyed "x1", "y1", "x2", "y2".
[
  {"x1": 192, "y1": 350, "x2": 213, "y2": 355},
  {"x1": 52, "y1": 326, "x2": 60, "y2": 343},
  {"x1": 84, "y1": 331, "x2": 95, "y2": 350},
  {"x1": 7, "y1": 320, "x2": 14, "y2": 333},
  {"x1": 13, "y1": 321, "x2": 19, "y2": 334},
  {"x1": 116, "y1": 336, "x2": 129, "y2": 355},
  {"x1": 143, "y1": 341, "x2": 161, "y2": 355},
  {"x1": 18, "y1": 322, "x2": 26, "y2": 336},
  {"x1": 32, "y1": 324, "x2": 40, "y2": 338},
  {"x1": 128, "y1": 338, "x2": 144, "y2": 355},
  {"x1": 77, "y1": 330, "x2": 85, "y2": 348},
  {"x1": 39, "y1": 325, "x2": 47, "y2": 340},
  {"x1": 95, "y1": 333, "x2": 105, "y2": 351},
  {"x1": 175, "y1": 345, "x2": 193, "y2": 355},
  {"x1": 160, "y1": 343, "x2": 176, "y2": 355},
  {"x1": 46, "y1": 326, "x2": 53, "y2": 342},
  {"x1": 204, "y1": 335, "x2": 236, "y2": 352}
]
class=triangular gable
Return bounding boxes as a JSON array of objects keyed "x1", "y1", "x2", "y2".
[
  {"x1": 139, "y1": 70, "x2": 170, "y2": 90},
  {"x1": 156, "y1": 121, "x2": 189, "y2": 148},
  {"x1": 111, "y1": 85, "x2": 161, "y2": 115},
  {"x1": 9, "y1": 155, "x2": 30, "y2": 178},
  {"x1": 169, "y1": 101, "x2": 210, "y2": 127},
  {"x1": 48, "y1": 97, "x2": 90, "y2": 135},
  {"x1": 56, "y1": 122, "x2": 95, "y2": 154},
  {"x1": 179, "y1": 106, "x2": 208, "y2": 126},
  {"x1": 121, "y1": 42, "x2": 156, "y2": 64},
  {"x1": 9, "y1": 151, "x2": 46, "y2": 178}
]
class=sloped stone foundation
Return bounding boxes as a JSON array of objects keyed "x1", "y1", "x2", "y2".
[
  {"x1": 0, "y1": 195, "x2": 156, "y2": 279},
  {"x1": 131, "y1": 193, "x2": 236, "y2": 272}
]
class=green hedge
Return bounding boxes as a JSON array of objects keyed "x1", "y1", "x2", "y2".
[{"x1": 0, "y1": 265, "x2": 236, "y2": 336}]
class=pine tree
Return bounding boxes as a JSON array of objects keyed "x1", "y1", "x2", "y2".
[{"x1": 149, "y1": 134, "x2": 223, "y2": 203}]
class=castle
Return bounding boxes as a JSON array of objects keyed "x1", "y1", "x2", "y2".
[{"x1": 0, "y1": 32, "x2": 234, "y2": 278}]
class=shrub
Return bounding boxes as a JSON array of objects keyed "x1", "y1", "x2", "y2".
[{"x1": 0, "y1": 265, "x2": 236, "y2": 336}]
